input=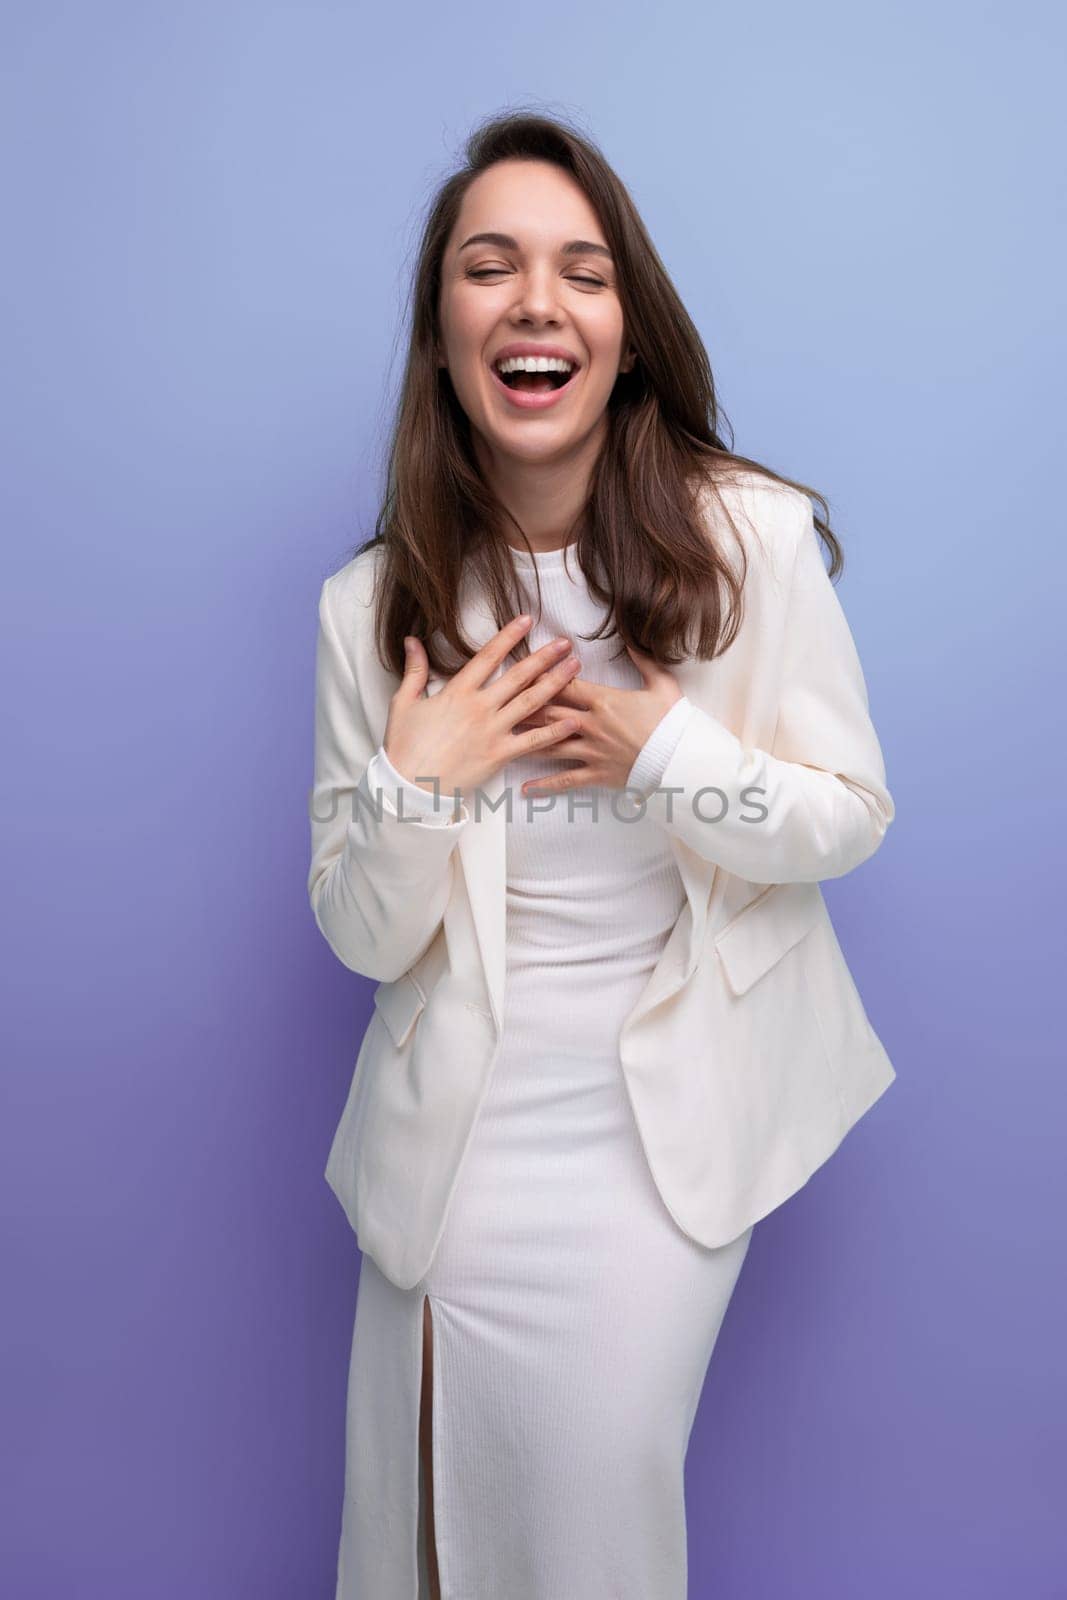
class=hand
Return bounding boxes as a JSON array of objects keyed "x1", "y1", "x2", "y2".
[
  {"x1": 515, "y1": 642, "x2": 683, "y2": 797},
  {"x1": 382, "y1": 616, "x2": 585, "y2": 801}
]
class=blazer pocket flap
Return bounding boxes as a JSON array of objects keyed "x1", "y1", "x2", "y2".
[
  {"x1": 373, "y1": 972, "x2": 427, "y2": 1047},
  {"x1": 714, "y1": 881, "x2": 822, "y2": 996}
]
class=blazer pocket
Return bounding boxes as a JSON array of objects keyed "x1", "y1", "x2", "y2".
[
  {"x1": 372, "y1": 971, "x2": 427, "y2": 1048},
  {"x1": 714, "y1": 880, "x2": 822, "y2": 997}
]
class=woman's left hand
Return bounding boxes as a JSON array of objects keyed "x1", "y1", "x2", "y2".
[{"x1": 516, "y1": 641, "x2": 683, "y2": 797}]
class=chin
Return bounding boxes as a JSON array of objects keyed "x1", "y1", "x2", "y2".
[{"x1": 486, "y1": 427, "x2": 583, "y2": 465}]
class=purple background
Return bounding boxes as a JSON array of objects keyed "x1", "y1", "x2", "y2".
[{"x1": 3, "y1": 3, "x2": 1063, "y2": 1595}]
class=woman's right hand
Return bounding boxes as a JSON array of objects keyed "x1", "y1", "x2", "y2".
[{"x1": 381, "y1": 615, "x2": 583, "y2": 799}]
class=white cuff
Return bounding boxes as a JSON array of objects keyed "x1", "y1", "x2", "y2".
[
  {"x1": 367, "y1": 745, "x2": 469, "y2": 827},
  {"x1": 625, "y1": 697, "x2": 695, "y2": 797}
]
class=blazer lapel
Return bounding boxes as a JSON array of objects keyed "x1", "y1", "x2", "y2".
[{"x1": 424, "y1": 577, "x2": 509, "y2": 1032}]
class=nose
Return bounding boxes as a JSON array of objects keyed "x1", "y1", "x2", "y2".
[{"x1": 511, "y1": 264, "x2": 565, "y2": 323}]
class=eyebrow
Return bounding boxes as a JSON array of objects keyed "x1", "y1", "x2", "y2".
[{"x1": 457, "y1": 231, "x2": 613, "y2": 261}]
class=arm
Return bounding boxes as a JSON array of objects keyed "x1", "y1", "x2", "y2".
[
  {"x1": 307, "y1": 575, "x2": 469, "y2": 982},
  {"x1": 641, "y1": 495, "x2": 894, "y2": 883}
]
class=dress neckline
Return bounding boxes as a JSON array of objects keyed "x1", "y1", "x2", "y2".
[{"x1": 506, "y1": 541, "x2": 573, "y2": 568}]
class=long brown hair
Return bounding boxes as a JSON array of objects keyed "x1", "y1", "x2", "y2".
[{"x1": 356, "y1": 108, "x2": 842, "y2": 680}]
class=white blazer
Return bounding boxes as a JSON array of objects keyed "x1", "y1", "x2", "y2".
[{"x1": 308, "y1": 472, "x2": 896, "y2": 1291}]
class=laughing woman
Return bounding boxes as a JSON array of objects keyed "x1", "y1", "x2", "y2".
[{"x1": 309, "y1": 110, "x2": 896, "y2": 1600}]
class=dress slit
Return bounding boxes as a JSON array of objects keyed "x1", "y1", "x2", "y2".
[{"x1": 417, "y1": 1292, "x2": 442, "y2": 1599}]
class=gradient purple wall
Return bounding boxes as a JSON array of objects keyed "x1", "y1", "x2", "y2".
[{"x1": 2, "y1": 3, "x2": 1063, "y2": 1595}]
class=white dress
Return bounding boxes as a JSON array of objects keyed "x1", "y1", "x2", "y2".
[{"x1": 335, "y1": 540, "x2": 755, "y2": 1600}]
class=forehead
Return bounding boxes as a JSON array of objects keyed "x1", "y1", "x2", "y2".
[{"x1": 450, "y1": 160, "x2": 607, "y2": 250}]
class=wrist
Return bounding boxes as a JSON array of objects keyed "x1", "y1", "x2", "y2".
[{"x1": 375, "y1": 744, "x2": 466, "y2": 824}]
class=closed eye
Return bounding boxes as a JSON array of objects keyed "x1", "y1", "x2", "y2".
[{"x1": 467, "y1": 269, "x2": 605, "y2": 287}]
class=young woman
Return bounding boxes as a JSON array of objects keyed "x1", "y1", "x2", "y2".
[{"x1": 309, "y1": 111, "x2": 896, "y2": 1600}]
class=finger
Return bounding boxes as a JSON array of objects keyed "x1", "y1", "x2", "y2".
[
  {"x1": 513, "y1": 701, "x2": 583, "y2": 735},
  {"x1": 393, "y1": 635, "x2": 430, "y2": 702},
  {"x1": 624, "y1": 639, "x2": 676, "y2": 692},
  {"x1": 623, "y1": 639, "x2": 657, "y2": 687},
  {"x1": 520, "y1": 720, "x2": 586, "y2": 770},
  {"x1": 520, "y1": 756, "x2": 589, "y2": 796},
  {"x1": 542, "y1": 676, "x2": 595, "y2": 709},
  {"x1": 450, "y1": 614, "x2": 536, "y2": 693},
  {"x1": 501, "y1": 652, "x2": 583, "y2": 730},
  {"x1": 513, "y1": 716, "x2": 582, "y2": 760},
  {"x1": 490, "y1": 633, "x2": 576, "y2": 711}
]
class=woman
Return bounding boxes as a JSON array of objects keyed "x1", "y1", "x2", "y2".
[{"x1": 309, "y1": 110, "x2": 896, "y2": 1600}]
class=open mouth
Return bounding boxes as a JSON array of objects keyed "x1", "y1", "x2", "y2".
[
  {"x1": 489, "y1": 356, "x2": 581, "y2": 400},
  {"x1": 495, "y1": 367, "x2": 574, "y2": 393}
]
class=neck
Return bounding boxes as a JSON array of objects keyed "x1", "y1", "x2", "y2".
[{"x1": 473, "y1": 423, "x2": 604, "y2": 554}]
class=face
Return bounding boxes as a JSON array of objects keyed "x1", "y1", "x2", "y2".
[{"x1": 437, "y1": 158, "x2": 635, "y2": 473}]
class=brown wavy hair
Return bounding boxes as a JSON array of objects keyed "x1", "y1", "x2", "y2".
[{"x1": 356, "y1": 107, "x2": 842, "y2": 680}]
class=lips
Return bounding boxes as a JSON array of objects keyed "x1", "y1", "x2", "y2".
[
  {"x1": 490, "y1": 343, "x2": 581, "y2": 368},
  {"x1": 488, "y1": 361, "x2": 581, "y2": 412}
]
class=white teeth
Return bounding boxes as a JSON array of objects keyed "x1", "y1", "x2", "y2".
[{"x1": 494, "y1": 355, "x2": 575, "y2": 376}]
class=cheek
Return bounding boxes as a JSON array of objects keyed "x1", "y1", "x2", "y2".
[
  {"x1": 445, "y1": 286, "x2": 498, "y2": 346},
  {"x1": 439, "y1": 311, "x2": 491, "y2": 405},
  {"x1": 583, "y1": 349, "x2": 626, "y2": 402},
  {"x1": 584, "y1": 318, "x2": 627, "y2": 375}
]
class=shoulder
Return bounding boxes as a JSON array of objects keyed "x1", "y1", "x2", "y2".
[
  {"x1": 319, "y1": 542, "x2": 384, "y2": 632},
  {"x1": 315, "y1": 544, "x2": 388, "y2": 695},
  {"x1": 694, "y1": 466, "x2": 811, "y2": 584},
  {"x1": 699, "y1": 466, "x2": 810, "y2": 546}
]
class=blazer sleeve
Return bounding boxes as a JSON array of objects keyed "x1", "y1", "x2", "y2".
[
  {"x1": 307, "y1": 576, "x2": 469, "y2": 982},
  {"x1": 642, "y1": 493, "x2": 895, "y2": 883}
]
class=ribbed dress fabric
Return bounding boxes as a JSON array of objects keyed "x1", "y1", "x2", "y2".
[{"x1": 336, "y1": 540, "x2": 754, "y2": 1600}]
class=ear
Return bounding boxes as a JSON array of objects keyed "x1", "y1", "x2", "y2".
[{"x1": 620, "y1": 346, "x2": 637, "y2": 374}]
